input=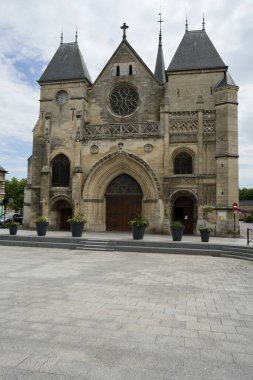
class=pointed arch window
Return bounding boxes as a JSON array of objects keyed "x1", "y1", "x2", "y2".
[
  {"x1": 174, "y1": 152, "x2": 192, "y2": 174},
  {"x1": 52, "y1": 154, "x2": 70, "y2": 186}
]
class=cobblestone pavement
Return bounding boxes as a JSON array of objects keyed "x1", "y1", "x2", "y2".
[{"x1": 0, "y1": 246, "x2": 253, "y2": 379}]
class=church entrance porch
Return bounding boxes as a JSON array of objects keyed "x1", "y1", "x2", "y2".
[
  {"x1": 170, "y1": 192, "x2": 197, "y2": 235},
  {"x1": 105, "y1": 174, "x2": 142, "y2": 231},
  {"x1": 49, "y1": 197, "x2": 72, "y2": 230}
]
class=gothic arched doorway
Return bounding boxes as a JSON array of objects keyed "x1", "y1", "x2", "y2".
[
  {"x1": 173, "y1": 196, "x2": 194, "y2": 234},
  {"x1": 105, "y1": 174, "x2": 143, "y2": 231},
  {"x1": 50, "y1": 198, "x2": 72, "y2": 230}
]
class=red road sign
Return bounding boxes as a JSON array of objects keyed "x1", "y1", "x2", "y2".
[{"x1": 232, "y1": 202, "x2": 238, "y2": 211}]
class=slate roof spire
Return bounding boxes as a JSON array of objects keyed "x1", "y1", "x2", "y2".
[
  {"x1": 168, "y1": 24, "x2": 227, "y2": 72},
  {"x1": 75, "y1": 27, "x2": 78, "y2": 43},
  {"x1": 202, "y1": 13, "x2": 205, "y2": 31},
  {"x1": 39, "y1": 37, "x2": 92, "y2": 84},
  {"x1": 154, "y1": 11, "x2": 166, "y2": 83}
]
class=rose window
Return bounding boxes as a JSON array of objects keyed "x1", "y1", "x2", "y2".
[{"x1": 110, "y1": 86, "x2": 139, "y2": 116}]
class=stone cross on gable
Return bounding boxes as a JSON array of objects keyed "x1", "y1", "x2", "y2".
[{"x1": 121, "y1": 23, "x2": 129, "y2": 40}]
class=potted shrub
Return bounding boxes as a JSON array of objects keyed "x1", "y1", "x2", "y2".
[
  {"x1": 7, "y1": 221, "x2": 19, "y2": 235},
  {"x1": 170, "y1": 220, "x2": 184, "y2": 241},
  {"x1": 67, "y1": 213, "x2": 87, "y2": 237},
  {"x1": 199, "y1": 226, "x2": 213, "y2": 242},
  {"x1": 35, "y1": 216, "x2": 49, "y2": 236},
  {"x1": 129, "y1": 213, "x2": 149, "y2": 240}
]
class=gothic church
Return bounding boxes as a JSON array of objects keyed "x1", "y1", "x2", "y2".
[{"x1": 23, "y1": 19, "x2": 239, "y2": 236}]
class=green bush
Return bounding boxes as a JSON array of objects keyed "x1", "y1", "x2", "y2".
[{"x1": 245, "y1": 214, "x2": 253, "y2": 223}]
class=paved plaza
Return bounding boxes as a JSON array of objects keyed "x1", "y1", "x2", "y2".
[{"x1": 0, "y1": 245, "x2": 253, "y2": 379}]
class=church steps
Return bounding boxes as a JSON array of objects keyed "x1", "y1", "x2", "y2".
[{"x1": 0, "y1": 235, "x2": 252, "y2": 261}]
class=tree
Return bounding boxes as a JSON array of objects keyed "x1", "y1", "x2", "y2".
[
  {"x1": 239, "y1": 188, "x2": 253, "y2": 200},
  {"x1": 4, "y1": 177, "x2": 27, "y2": 212}
]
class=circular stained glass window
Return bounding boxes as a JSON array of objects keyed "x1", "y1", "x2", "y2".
[{"x1": 110, "y1": 86, "x2": 139, "y2": 116}]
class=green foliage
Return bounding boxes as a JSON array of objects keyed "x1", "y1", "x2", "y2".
[
  {"x1": 35, "y1": 216, "x2": 48, "y2": 223},
  {"x1": 199, "y1": 227, "x2": 213, "y2": 232},
  {"x1": 6, "y1": 221, "x2": 19, "y2": 228},
  {"x1": 203, "y1": 206, "x2": 214, "y2": 214},
  {"x1": 67, "y1": 213, "x2": 87, "y2": 224},
  {"x1": 129, "y1": 213, "x2": 149, "y2": 228},
  {"x1": 5, "y1": 177, "x2": 27, "y2": 212},
  {"x1": 170, "y1": 220, "x2": 184, "y2": 229},
  {"x1": 245, "y1": 214, "x2": 253, "y2": 223},
  {"x1": 239, "y1": 188, "x2": 253, "y2": 200}
]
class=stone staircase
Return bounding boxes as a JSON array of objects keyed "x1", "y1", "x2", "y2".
[
  {"x1": 0, "y1": 234, "x2": 252, "y2": 261},
  {"x1": 76, "y1": 239, "x2": 115, "y2": 251}
]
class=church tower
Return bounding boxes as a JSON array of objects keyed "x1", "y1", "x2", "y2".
[{"x1": 23, "y1": 31, "x2": 92, "y2": 228}]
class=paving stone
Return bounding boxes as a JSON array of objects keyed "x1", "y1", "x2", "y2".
[
  {"x1": 0, "y1": 246, "x2": 253, "y2": 379},
  {"x1": 232, "y1": 352, "x2": 253, "y2": 366}
]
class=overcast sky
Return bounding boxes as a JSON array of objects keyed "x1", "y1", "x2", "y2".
[{"x1": 0, "y1": 0, "x2": 252, "y2": 187}]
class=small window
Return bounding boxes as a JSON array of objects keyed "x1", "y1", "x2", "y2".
[
  {"x1": 116, "y1": 65, "x2": 120, "y2": 76},
  {"x1": 52, "y1": 154, "x2": 70, "y2": 187},
  {"x1": 129, "y1": 65, "x2": 133, "y2": 75},
  {"x1": 174, "y1": 152, "x2": 192, "y2": 174}
]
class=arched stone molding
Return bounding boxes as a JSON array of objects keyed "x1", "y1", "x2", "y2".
[
  {"x1": 49, "y1": 194, "x2": 72, "y2": 209},
  {"x1": 50, "y1": 150, "x2": 72, "y2": 162},
  {"x1": 169, "y1": 189, "x2": 198, "y2": 204},
  {"x1": 169, "y1": 147, "x2": 196, "y2": 175},
  {"x1": 82, "y1": 151, "x2": 162, "y2": 232}
]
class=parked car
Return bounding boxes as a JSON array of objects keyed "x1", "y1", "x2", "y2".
[{"x1": 0, "y1": 213, "x2": 23, "y2": 228}]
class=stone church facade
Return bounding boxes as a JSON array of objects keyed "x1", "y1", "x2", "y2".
[{"x1": 23, "y1": 20, "x2": 239, "y2": 236}]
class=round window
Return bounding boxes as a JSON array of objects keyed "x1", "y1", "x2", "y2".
[
  {"x1": 56, "y1": 90, "x2": 68, "y2": 105},
  {"x1": 110, "y1": 86, "x2": 139, "y2": 116}
]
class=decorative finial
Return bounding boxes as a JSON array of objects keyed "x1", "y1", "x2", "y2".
[
  {"x1": 185, "y1": 13, "x2": 188, "y2": 32},
  {"x1": 75, "y1": 26, "x2": 78, "y2": 43},
  {"x1": 60, "y1": 28, "x2": 63, "y2": 44},
  {"x1": 120, "y1": 23, "x2": 129, "y2": 40},
  {"x1": 157, "y1": 8, "x2": 164, "y2": 44},
  {"x1": 202, "y1": 13, "x2": 205, "y2": 30}
]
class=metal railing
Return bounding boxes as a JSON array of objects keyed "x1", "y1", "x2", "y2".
[{"x1": 247, "y1": 228, "x2": 253, "y2": 245}]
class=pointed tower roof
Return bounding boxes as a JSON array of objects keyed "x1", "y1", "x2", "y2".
[
  {"x1": 39, "y1": 41, "x2": 92, "y2": 84},
  {"x1": 0, "y1": 165, "x2": 7, "y2": 173},
  {"x1": 216, "y1": 71, "x2": 237, "y2": 88},
  {"x1": 154, "y1": 12, "x2": 166, "y2": 83},
  {"x1": 168, "y1": 28, "x2": 227, "y2": 72}
]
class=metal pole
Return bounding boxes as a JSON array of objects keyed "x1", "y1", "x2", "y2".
[
  {"x1": 233, "y1": 212, "x2": 236, "y2": 238},
  {"x1": 247, "y1": 228, "x2": 249, "y2": 245}
]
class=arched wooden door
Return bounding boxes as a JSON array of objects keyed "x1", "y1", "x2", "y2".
[
  {"x1": 105, "y1": 174, "x2": 142, "y2": 231},
  {"x1": 173, "y1": 196, "x2": 194, "y2": 234}
]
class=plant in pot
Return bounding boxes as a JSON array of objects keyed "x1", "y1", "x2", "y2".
[
  {"x1": 199, "y1": 226, "x2": 213, "y2": 242},
  {"x1": 129, "y1": 213, "x2": 149, "y2": 240},
  {"x1": 170, "y1": 220, "x2": 184, "y2": 241},
  {"x1": 67, "y1": 213, "x2": 87, "y2": 237},
  {"x1": 7, "y1": 221, "x2": 19, "y2": 235},
  {"x1": 35, "y1": 216, "x2": 49, "y2": 236}
]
